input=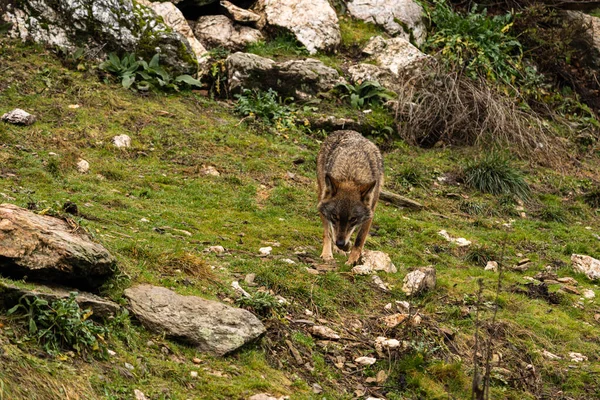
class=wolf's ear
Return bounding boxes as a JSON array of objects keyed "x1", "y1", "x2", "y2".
[
  {"x1": 359, "y1": 180, "x2": 377, "y2": 202},
  {"x1": 325, "y1": 173, "x2": 339, "y2": 197}
]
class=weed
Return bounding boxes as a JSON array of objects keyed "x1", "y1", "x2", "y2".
[
  {"x1": 465, "y1": 245, "x2": 497, "y2": 267},
  {"x1": 246, "y1": 31, "x2": 308, "y2": 57},
  {"x1": 395, "y1": 164, "x2": 430, "y2": 188},
  {"x1": 335, "y1": 80, "x2": 396, "y2": 109},
  {"x1": 7, "y1": 293, "x2": 109, "y2": 358},
  {"x1": 537, "y1": 203, "x2": 568, "y2": 223},
  {"x1": 234, "y1": 88, "x2": 296, "y2": 128},
  {"x1": 99, "y1": 53, "x2": 201, "y2": 92},
  {"x1": 207, "y1": 59, "x2": 228, "y2": 98},
  {"x1": 463, "y1": 153, "x2": 530, "y2": 199},
  {"x1": 236, "y1": 291, "x2": 283, "y2": 316},
  {"x1": 583, "y1": 187, "x2": 600, "y2": 209},
  {"x1": 459, "y1": 200, "x2": 488, "y2": 216}
]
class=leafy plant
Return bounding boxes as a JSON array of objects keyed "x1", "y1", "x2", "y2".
[
  {"x1": 7, "y1": 293, "x2": 109, "y2": 358},
  {"x1": 463, "y1": 153, "x2": 530, "y2": 199},
  {"x1": 99, "y1": 53, "x2": 201, "y2": 91},
  {"x1": 236, "y1": 291, "x2": 283, "y2": 316},
  {"x1": 424, "y1": 0, "x2": 526, "y2": 85},
  {"x1": 335, "y1": 80, "x2": 396, "y2": 109},
  {"x1": 234, "y1": 88, "x2": 296, "y2": 129}
]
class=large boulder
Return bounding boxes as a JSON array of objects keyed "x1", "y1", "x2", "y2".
[
  {"x1": 347, "y1": 0, "x2": 426, "y2": 45},
  {"x1": 2, "y1": 0, "x2": 198, "y2": 74},
  {"x1": 254, "y1": 0, "x2": 341, "y2": 54},
  {"x1": 0, "y1": 281, "x2": 120, "y2": 319},
  {"x1": 566, "y1": 11, "x2": 600, "y2": 65},
  {"x1": 0, "y1": 204, "x2": 116, "y2": 289},
  {"x1": 194, "y1": 15, "x2": 263, "y2": 51},
  {"x1": 124, "y1": 285, "x2": 266, "y2": 356},
  {"x1": 137, "y1": 0, "x2": 208, "y2": 68},
  {"x1": 227, "y1": 52, "x2": 342, "y2": 98}
]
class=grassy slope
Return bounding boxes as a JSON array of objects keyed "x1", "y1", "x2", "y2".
[{"x1": 1, "y1": 33, "x2": 600, "y2": 400}]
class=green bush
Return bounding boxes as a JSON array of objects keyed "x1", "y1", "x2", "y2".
[
  {"x1": 463, "y1": 153, "x2": 530, "y2": 199},
  {"x1": 234, "y1": 88, "x2": 296, "y2": 128},
  {"x1": 335, "y1": 80, "x2": 396, "y2": 109},
  {"x1": 7, "y1": 293, "x2": 109, "y2": 358},
  {"x1": 424, "y1": 0, "x2": 527, "y2": 85},
  {"x1": 236, "y1": 291, "x2": 283, "y2": 316},
  {"x1": 99, "y1": 53, "x2": 202, "y2": 92}
]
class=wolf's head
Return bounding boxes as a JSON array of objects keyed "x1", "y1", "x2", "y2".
[{"x1": 318, "y1": 174, "x2": 376, "y2": 251}]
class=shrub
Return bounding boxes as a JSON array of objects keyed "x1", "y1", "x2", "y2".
[
  {"x1": 335, "y1": 80, "x2": 396, "y2": 109},
  {"x1": 396, "y1": 164, "x2": 430, "y2": 188},
  {"x1": 99, "y1": 53, "x2": 202, "y2": 92},
  {"x1": 465, "y1": 245, "x2": 498, "y2": 267},
  {"x1": 234, "y1": 88, "x2": 296, "y2": 128},
  {"x1": 7, "y1": 293, "x2": 108, "y2": 358},
  {"x1": 236, "y1": 291, "x2": 283, "y2": 316},
  {"x1": 463, "y1": 153, "x2": 530, "y2": 199}
]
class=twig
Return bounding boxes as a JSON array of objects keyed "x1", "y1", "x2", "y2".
[{"x1": 379, "y1": 190, "x2": 424, "y2": 210}]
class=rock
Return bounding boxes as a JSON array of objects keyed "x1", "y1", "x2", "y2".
[
  {"x1": 557, "y1": 277, "x2": 578, "y2": 285},
  {"x1": 566, "y1": 12, "x2": 600, "y2": 65},
  {"x1": 194, "y1": 15, "x2": 263, "y2": 51},
  {"x1": 199, "y1": 165, "x2": 220, "y2": 176},
  {"x1": 192, "y1": 357, "x2": 202, "y2": 364},
  {"x1": 542, "y1": 350, "x2": 561, "y2": 360},
  {"x1": 3, "y1": 0, "x2": 197, "y2": 74},
  {"x1": 583, "y1": 289, "x2": 595, "y2": 299},
  {"x1": 221, "y1": 0, "x2": 262, "y2": 27},
  {"x1": 382, "y1": 313, "x2": 408, "y2": 328},
  {"x1": 347, "y1": 0, "x2": 425, "y2": 44},
  {"x1": 309, "y1": 325, "x2": 340, "y2": 340},
  {"x1": 134, "y1": 389, "x2": 148, "y2": 400},
  {"x1": 107, "y1": 349, "x2": 117, "y2": 356},
  {"x1": 402, "y1": 266, "x2": 436, "y2": 296},
  {"x1": 360, "y1": 250, "x2": 397, "y2": 273},
  {"x1": 375, "y1": 336, "x2": 401, "y2": 349},
  {"x1": 137, "y1": 0, "x2": 208, "y2": 68},
  {"x1": 348, "y1": 63, "x2": 404, "y2": 94},
  {"x1": 77, "y1": 159, "x2": 90, "y2": 173},
  {"x1": 254, "y1": 0, "x2": 340, "y2": 54},
  {"x1": 0, "y1": 203, "x2": 115, "y2": 289},
  {"x1": 569, "y1": 352, "x2": 588, "y2": 362},
  {"x1": 485, "y1": 261, "x2": 498, "y2": 272},
  {"x1": 571, "y1": 254, "x2": 600, "y2": 281},
  {"x1": 112, "y1": 134, "x2": 131, "y2": 148},
  {"x1": 124, "y1": 285, "x2": 266, "y2": 356},
  {"x1": 207, "y1": 245, "x2": 225, "y2": 253},
  {"x1": 363, "y1": 36, "x2": 429, "y2": 76},
  {"x1": 259, "y1": 246, "x2": 272, "y2": 256},
  {"x1": 226, "y1": 52, "x2": 342, "y2": 97},
  {"x1": 231, "y1": 281, "x2": 251, "y2": 298},
  {"x1": 351, "y1": 264, "x2": 372, "y2": 275},
  {"x1": 438, "y1": 230, "x2": 471, "y2": 247},
  {"x1": 249, "y1": 394, "x2": 288, "y2": 400},
  {"x1": 355, "y1": 356, "x2": 377, "y2": 366},
  {"x1": 562, "y1": 285, "x2": 580, "y2": 295},
  {"x1": 371, "y1": 275, "x2": 389, "y2": 292},
  {"x1": 244, "y1": 273, "x2": 256, "y2": 285},
  {"x1": 0, "y1": 281, "x2": 120, "y2": 319},
  {"x1": 190, "y1": 370, "x2": 198, "y2": 378},
  {"x1": 1, "y1": 108, "x2": 36, "y2": 125},
  {"x1": 125, "y1": 362, "x2": 135, "y2": 370}
]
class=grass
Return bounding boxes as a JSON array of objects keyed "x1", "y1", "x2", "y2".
[
  {"x1": 463, "y1": 153, "x2": 530, "y2": 199},
  {"x1": 1, "y1": 37, "x2": 600, "y2": 400}
]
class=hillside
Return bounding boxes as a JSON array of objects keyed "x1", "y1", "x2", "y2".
[{"x1": 1, "y1": 1, "x2": 600, "y2": 399}]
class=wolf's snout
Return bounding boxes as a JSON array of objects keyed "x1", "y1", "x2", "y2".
[{"x1": 335, "y1": 239, "x2": 350, "y2": 251}]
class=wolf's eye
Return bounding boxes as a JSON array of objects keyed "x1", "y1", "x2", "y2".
[
  {"x1": 331, "y1": 214, "x2": 338, "y2": 222},
  {"x1": 349, "y1": 217, "x2": 358, "y2": 224}
]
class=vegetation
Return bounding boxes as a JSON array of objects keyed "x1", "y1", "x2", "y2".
[
  {"x1": 335, "y1": 80, "x2": 396, "y2": 109},
  {"x1": 463, "y1": 153, "x2": 530, "y2": 199},
  {"x1": 234, "y1": 88, "x2": 296, "y2": 128}
]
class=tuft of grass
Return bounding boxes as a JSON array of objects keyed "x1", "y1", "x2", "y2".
[
  {"x1": 463, "y1": 153, "x2": 530, "y2": 199},
  {"x1": 236, "y1": 291, "x2": 283, "y2": 316},
  {"x1": 396, "y1": 164, "x2": 430, "y2": 188},
  {"x1": 246, "y1": 31, "x2": 308, "y2": 58},
  {"x1": 583, "y1": 187, "x2": 600, "y2": 209},
  {"x1": 464, "y1": 245, "x2": 498, "y2": 266},
  {"x1": 537, "y1": 203, "x2": 568, "y2": 223}
]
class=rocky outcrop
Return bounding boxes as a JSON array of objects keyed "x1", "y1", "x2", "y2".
[
  {"x1": 137, "y1": 0, "x2": 208, "y2": 68},
  {"x1": 571, "y1": 254, "x2": 600, "y2": 281},
  {"x1": 0, "y1": 281, "x2": 120, "y2": 319},
  {"x1": 2, "y1": 0, "x2": 198, "y2": 74},
  {"x1": 0, "y1": 204, "x2": 116, "y2": 289},
  {"x1": 226, "y1": 52, "x2": 342, "y2": 97},
  {"x1": 347, "y1": 0, "x2": 426, "y2": 45},
  {"x1": 254, "y1": 0, "x2": 341, "y2": 54},
  {"x1": 124, "y1": 285, "x2": 266, "y2": 356},
  {"x1": 194, "y1": 15, "x2": 263, "y2": 51}
]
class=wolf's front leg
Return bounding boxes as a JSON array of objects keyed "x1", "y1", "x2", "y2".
[
  {"x1": 320, "y1": 214, "x2": 334, "y2": 261},
  {"x1": 346, "y1": 217, "x2": 373, "y2": 265}
]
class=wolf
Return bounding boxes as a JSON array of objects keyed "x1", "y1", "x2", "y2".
[{"x1": 317, "y1": 130, "x2": 384, "y2": 265}]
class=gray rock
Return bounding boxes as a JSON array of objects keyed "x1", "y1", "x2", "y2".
[
  {"x1": 363, "y1": 36, "x2": 429, "y2": 76},
  {"x1": 571, "y1": 254, "x2": 600, "y2": 281},
  {"x1": 254, "y1": 0, "x2": 340, "y2": 54},
  {"x1": 401, "y1": 266, "x2": 436, "y2": 296},
  {"x1": 2, "y1": 0, "x2": 197, "y2": 74},
  {"x1": 0, "y1": 203, "x2": 116, "y2": 289},
  {"x1": 566, "y1": 11, "x2": 600, "y2": 65},
  {"x1": 0, "y1": 281, "x2": 120, "y2": 319},
  {"x1": 348, "y1": 63, "x2": 402, "y2": 93},
  {"x1": 347, "y1": 0, "x2": 426, "y2": 45},
  {"x1": 1, "y1": 109, "x2": 36, "y2": 126},
  {"x1": 124, "y1": 285, "x2": 266, "y2": 356},
  {"x1": 360, "y1": 250, "x2": 397, "y2": 273},
  {"x1": 221, "y1": 0, "x2": 262, "y2": 27},
  {"x1": 194, "y1": 15, "x2": 263, "y2": 51},
  {"x1": 226, "y1": 52, "x2": 342, "y2": 97}
]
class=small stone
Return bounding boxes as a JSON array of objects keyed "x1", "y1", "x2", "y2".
[
  {"x1": 77, "y1": 159, "x2": 90, "y2": 173},
  {"x1": 518, "y1": 258, "x2": 531, "y2": 265},
  {"x1": 48, "y1": 152, "x2": 58, "y2": 156},
  {"x1": 112, "y1": 134, "x2": 131, "y2": 148},
  {"x1": 583, "y1": 289, "x2": 595, "y2": 299},
  {"x1": 306, "y1": 267, "x2": 320, "y2": 275},
  {"x1": 190, "y1": 370, "x2": 198, "y2": 378},
  {"x1": 140, "y1": 218, "x2": 149, "y2": 223},
  {"x1": 200, "y1": 165, "x2": 220, "y2": 176},
  {"x1": 309, "y1": 325, "x2": 340, "y2": 340},
  {"x1": 375, "y1": 336, "x2": 401, "y2": 349},
  {"x1": 485, "y1": 261, "x2": 498, "y2": 272},
  {"x1": 382, "y1": 313, "x2": 408, "y2": 328},
  {"x1": 134, "y1": 389, "x2": 148, "y2": 400},
  {"x1": 280, "y1": 258, "x2": 296, "y2": 264},
  {"x1": 395, "y1": 301, "x2": 410, "y2": 313},
  {"x1": 542, "y1": 350, "x2": 561, "y2": 360},
  {"x1": 384, "y1": 303, "x2": 392, "y2": 310},
  {"x1": 571, "y1": 254, "x2": 600, "y2": 281},
  {"x1": 402, "y1": 266, "x2": 436, "y2": 296},
  {"x1": 569, "y1": 352, "x2": 588, "y2": 362},
  {"x1": 372, "y1": 275, "x2": 389, "y2": 291},
  {"x1": 68, "y1": 104, "x2": 80, "y2": 109},
  {"x1": 259, "y1": 246, "x2": 272, "y2": 256},
  {"x1": 438, "y1": 230, "x2": 471, "y2": 246},
  {"x1": 244, "y1": 273, "x2": 256, "y2": 285},
  {"x1": 207, "y1": 245, "x2": 225, "y2": 254},
  {"x1": 231, "y1": 281, "x2": 251, "y2": 297},
  {"x1": 192, "y1": 357, "x2": 202, "y2": 364},
  {"x1": 312, "y1": 383, "x2": 323, "y2": 394},
  {"x1": 351, "y1": 264, "x2": 373, "y2": 275},
  {"x1": 563, "y1": 285, "x2": 581, "y2": 295},
  {"x1": 355, "y1": 356, "x2": 377, "y2": 366},
  {"x1": 304, "y1": 309, "x2": 313, "y2": 316},
  {"x1": 125, "y1": 362, "x2": 135, "y2": 370},
  {"x1": 359, "y1": 250, "x2": 397, "y2": 273},
  {"x1": 107, "y1": 349, "x2": 117, "y2": 356},
  {"x1": 557, "y1": 277, "x2": 578, "y2": 285},
  {"x1": 1, "y1": 108, "x2": 36, "y2": 125},
  {"x1": 146, "y1": 340, "x2": 155, "y2": 348}
]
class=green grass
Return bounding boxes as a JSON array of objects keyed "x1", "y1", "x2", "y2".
[{"x1": 1, "y1": 38, "x2": 600, "y2": 399}]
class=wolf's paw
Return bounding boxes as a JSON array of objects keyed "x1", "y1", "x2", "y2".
[
  {"x1": 345, "y1": 250, "x2": 361, "y2": 265},
  {"x1": 334, "y1": 247, "x2": 348, "y2": 255},
  {"x1": 320, "y1": 252, "x2": 334, "y2": 262}
]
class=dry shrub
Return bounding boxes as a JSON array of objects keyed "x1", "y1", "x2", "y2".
[
  {"x1": 159, "y1": 253, "x2": 214, "y2": 281},
  {"x1": 391, "y1": 64, "x2": 564, "y2": 163}
]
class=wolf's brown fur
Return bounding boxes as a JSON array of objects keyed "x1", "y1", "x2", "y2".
[{"x1": 317, "y1": 130, "x2": 384, "y2": 265}]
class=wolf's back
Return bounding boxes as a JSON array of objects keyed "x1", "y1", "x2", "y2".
[{"x1": 317, "y1": 130, "x2": 383, "y2": 185}]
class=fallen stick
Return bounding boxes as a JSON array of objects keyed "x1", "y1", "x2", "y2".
[{"x1": 380, "y1": 190, "x2": 424, "y2": 210}]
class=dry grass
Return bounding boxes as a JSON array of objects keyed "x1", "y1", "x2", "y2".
[{"x1": 391, "y1": 65, "x2": 565, "y2": 164}]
